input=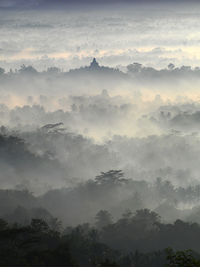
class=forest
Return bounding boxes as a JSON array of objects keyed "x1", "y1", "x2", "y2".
[
  {"x1": 2, "y1": 1, "x2": 200, "y2": 265},
  {"x1": 1, "y1": 212, "x2": 200, "y2": 266}
]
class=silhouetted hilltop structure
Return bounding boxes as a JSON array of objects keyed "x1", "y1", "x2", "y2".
[
  {"x1": 89, "y1": 58, "x2": 100, "y2": 70},
  {"x1": 68, "y1": 58, "x2": 126, "y2": 78}
]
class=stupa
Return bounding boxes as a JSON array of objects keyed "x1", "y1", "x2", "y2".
[{"x1": 89, "y1": 58, "x2": 100, "y2": 69}]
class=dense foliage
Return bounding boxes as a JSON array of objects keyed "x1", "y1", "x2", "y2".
[{"x1": 1, "y1": 216, "x2": 200, "y2": 266}]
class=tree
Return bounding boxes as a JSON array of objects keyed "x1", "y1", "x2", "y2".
[
  {"x1": 47, "y1": 67, "x2": 61, "y2": 74},
  {"x1": 95, "y1": 210, "x2": 112, "y2": 229},
  {"x1": 19, "y1": 65, "x2": 37, "y2": 74},
  {"x1": 0, "y1": 67, "x2": 5, "y2": 75},
  {"x1": 168, "y1": 63, "x2": 175, "y2": 70},
  {"x1": 127, "y1": 63, "x2": 142, "y2": 73},
  {"x1": 0, "y1": 218, "x2": 8, "y2": 231},
  {"x1": 132, "y1": 209, "x2": 161, "y2": 233},
  {"x1": 134, "y1": 209, "x2": 160, "y2": 224},
  {"x1": 95, "y1": 170, "x2": 126, "y2": 186},
  {"x1": 165, "y1": 248, "x2": 200, "y2": 266},
  {"x1": 96, "y1": 259, "x2": 120, "y2": 267},
  {"x1": 48, "y1": 218, "x2": 62, "y2": 232},
  {"x1": 31, "y1": 219, "x2": 49, "y2": 233},
  {"x1": 122, "y1": 209, "x2": 133, "y2": 220}
]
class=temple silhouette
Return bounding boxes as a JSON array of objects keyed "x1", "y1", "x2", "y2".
[
  {"x1": 89, "y1": 58, "x2": 100, "y2": 70},
  {"x1": 68, "y1": 58, "x2": 124, "y2": 78}
]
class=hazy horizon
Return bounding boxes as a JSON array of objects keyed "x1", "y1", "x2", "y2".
[{"x1": 1, "y1": 3, "x2": 200, "y2": 265}]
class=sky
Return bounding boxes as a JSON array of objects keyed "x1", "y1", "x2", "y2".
[
  {"x1": 2, "y1": 0, "x2": 200, "y2": 196},
  {"x1": 0, "y1": 1, "x2": 200, "y2": 71},
  {"x1": 0, "y1": 0, "x2": 199, "y2": 8}
]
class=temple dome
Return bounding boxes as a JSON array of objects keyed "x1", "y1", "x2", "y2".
[{"x1": 89, "y1": 58, "x2": 100, "y2": 69}]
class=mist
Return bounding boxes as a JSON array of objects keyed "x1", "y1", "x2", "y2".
[
  {"x1": 1, "y1": 3, "x2": 200, "y2": 266},
  {"x1": 1, "y1": 60, "x2": 200, "y2": 221}
]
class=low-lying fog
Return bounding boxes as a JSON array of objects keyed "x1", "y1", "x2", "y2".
[{"x1": 0, "y1": 60, "x2": 200, "y2": 225}]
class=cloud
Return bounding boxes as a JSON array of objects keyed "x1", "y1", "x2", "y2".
[
  {"x1": 1, "y1": 7, "x2": 200, "y2": 71},
  {"x1": 0, "y1": 0, "x2": 200, "y2": 9}
]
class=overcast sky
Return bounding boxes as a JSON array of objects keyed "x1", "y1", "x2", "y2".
[
  {"x1": 0, "y1": 0, "x2": 199, "y2": 8},
  {"x1": 0, "y1": 0, "x2": 200, "y2": 70}
]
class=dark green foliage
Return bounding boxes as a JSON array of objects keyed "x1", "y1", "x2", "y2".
[
  {"x1": 95, "y1": 170, "x2": 126, "y2": 186},
  {"x1": 1, "y1": 218, "x2": 200, "y2": 267},
  {"x1": 100, "y1": 213, "x2": 200, "y2": 253},
  {"x1": 165, "y1": 248, "x2": 200, "y2": 266},
  {"x1": 93, "y1": 259, "x2": 120, "y2": 267},
  {"x1": 0, "y1": 218, "x2": 8, "y2": 231},
  {"x1": 0, "y1": 134, "x2": 48, "y2": 170},
  {"x1": 95, "y1": 210, "x2": 112, "y2": 229},
  {"x1": 0, "y1": 67, "x2": 5, "y2": 75},
  {"x1": 0, "y1": 218, "x2": 77, "y2": 267},
  {"x1": 19, "y1": 65, "x2": 38, "y2": 75}
]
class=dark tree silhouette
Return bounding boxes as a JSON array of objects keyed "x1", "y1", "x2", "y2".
[
  {"x1": 95, "y1": 210, "x2": 113, "y2": 229},
  {"x1": 165, "y1": 248, "x2": 200, "y2": 267},
  {"x1": 95, "y1": 170, "x2": 127, "y2": 185},
  {"x1": 0, "y1": 67, "x2": 5, "y2": 75}
]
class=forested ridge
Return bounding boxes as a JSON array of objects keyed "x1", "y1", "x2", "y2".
[{"x1": 1, "y1": 215, "x2": 200, "y2": 266}]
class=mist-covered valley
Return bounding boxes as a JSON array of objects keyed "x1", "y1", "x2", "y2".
[
  {"x1": 2, "y1": 3, "x2": 200, "y2": 266},
  {"x1": 1, "y1": 60, "x2": 200, "y2": 226}
]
